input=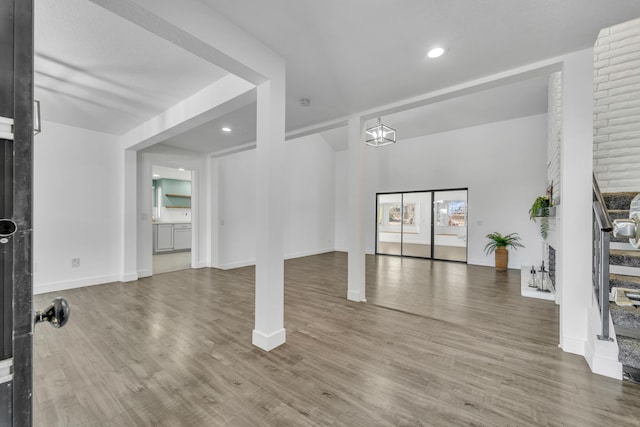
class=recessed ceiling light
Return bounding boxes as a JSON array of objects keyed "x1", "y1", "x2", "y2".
[
  {"x1": 427, "y1": 47, "x2": 445, "y2": 58},
  {"x1": 221, "y1": 127, "x2": 232, "y2": 132},
  {"x1": 152, "y1": 174, "x2": 160, "y2": 178},
  {"x1": 178, "y1": 168, "x2": 185, "y2": 171}
]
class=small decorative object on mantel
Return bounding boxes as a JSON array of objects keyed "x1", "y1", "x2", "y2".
[
  {"x1": 536, "y1": 261, "x2": 551, "y2": 293},
  {"x1": 529, "y1": 194, "x2": 552, "y2": 239},
  {"x1": 528, "y1": 265, "x2": 537, "y2": 287},
  {"x1": 484, "y1": 232, "x2": 525, "y2": 271}
]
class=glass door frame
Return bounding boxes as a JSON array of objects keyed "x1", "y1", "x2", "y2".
[{"x1": 375, "y1": 187, "x2": 468, "y2": 263}]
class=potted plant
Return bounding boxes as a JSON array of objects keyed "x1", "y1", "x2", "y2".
[
  {"x1": 484, "y1": 232, "x2": 524, "y2": 271},
  {"x1": 529, "y1": 196, "x2": 551, "y2": 239}
]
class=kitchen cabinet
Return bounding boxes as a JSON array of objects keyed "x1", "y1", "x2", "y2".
[
  {"x1": 154, "y1": 224, "x2": 174, "y2": 252},
  {"x1": 153, "y1": 223, "x2": 191, "y2": 253},
  {"x1": 173, "y1": 224, "x2": 192, "y2": 251}
]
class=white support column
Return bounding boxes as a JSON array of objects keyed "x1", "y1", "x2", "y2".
[
  {"x1": 559, "y1": 48, "x2": 594, "y2": 355},
  {"x1": 347, "y1": 116, "x2": 367, "y2": 302},
  {"x1": 122, "y1": 149, "x2": 138, "y2": 282},
  {"x1": 252, "y1": 77, "x2": 286, "y2": 351},
  {"x1": 208, "y1": 156, "x2": 220, "y2": 268}
]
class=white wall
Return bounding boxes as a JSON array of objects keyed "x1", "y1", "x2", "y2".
[
  {"x1": 34, "y1": 121, "x2": 122, "y2": 294},
  {"x1": 335, "y1": 114, "x2": 548, "y2": 269},
  {"x1": 216, "y1": 134, "x2": 336, "y2": 268},
  {"x1": 284, "y1": 135, "x2": 335, "y2": 257},
  {"x1": 217, "y1": 149, "x2": 257, "y2": 268},
  {"x1": 334, "y1": 151, "x2": 348, "y2": 251}
]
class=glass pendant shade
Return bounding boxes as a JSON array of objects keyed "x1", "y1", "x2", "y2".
[{"x1": 366, "y1": 117, "x2": 396, "y2": 147}]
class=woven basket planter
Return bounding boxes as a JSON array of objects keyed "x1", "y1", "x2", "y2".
[{"x1": 495, "y1": 247, "x2": 508, "y2": 271}]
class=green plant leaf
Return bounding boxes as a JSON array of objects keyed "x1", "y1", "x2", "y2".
[{"x1": 484, "y1": 232, "x2": 524, "y2": 254}]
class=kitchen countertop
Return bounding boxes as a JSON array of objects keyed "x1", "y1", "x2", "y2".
[{"x1": 152, "y1": 221, "x2": 192, "y2": 225}]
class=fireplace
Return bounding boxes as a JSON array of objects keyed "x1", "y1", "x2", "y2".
[{"x1": 548, "y1": 245, "x2": 556, "y2": 289}]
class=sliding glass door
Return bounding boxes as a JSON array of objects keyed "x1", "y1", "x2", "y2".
[
  {"x1": 376, "y1": 189, "x2": 467, "y2": 262},
  {"x1": 400, "y1": 192, "x2": 432, "y2": 257},
  {"x1": 433, "y1": 190, "x2": 467, "y2": 262},
  {"x1": 376, "y1": 193, "x2": 403, "y2": 255}
]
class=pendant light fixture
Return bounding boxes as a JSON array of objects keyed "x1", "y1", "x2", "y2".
[{"x1": 365, "y1": 117, "x2": 396, "y2": 147}]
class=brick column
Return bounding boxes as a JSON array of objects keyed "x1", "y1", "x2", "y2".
[{"x1": 593, "y1": 17, "x2": 640, "y2": 193}]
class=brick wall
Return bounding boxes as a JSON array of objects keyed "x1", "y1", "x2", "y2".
[{"x1": 594, "y1": 17, "x2": 640, "y2": 193}]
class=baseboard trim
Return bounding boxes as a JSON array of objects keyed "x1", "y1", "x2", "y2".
[
  {"x1": 218, "y1": 249, "x2": 338, "y2": 270},
  {"x1": 120, "y1": 272, "x2": 138, "y2": 282},
  {"x1": 347, "y1": 290, "x2": 366, "y2": 302},
  {"x1": 561, "y1": 335, "x2": 586, "y2": 356},
  {"x1": 584, "y1": 301, "x2": 623, "y2": 380},
  {"x1": 137, "y1": 269, "x2": 152, "y2": 278},
  {"x1": 585, "y1": 344, "x2": 623, "y2": 379},
  {"x1": 285, "y1": 248, "x2": 334, "y2": 260},
  {"x1": 252, "y1": 328, "x2": 286, "y2": 351},
  {"x1": 34, "y1": 274, "x2": 121, "y2": 295},
  {"x1": 217, "y1": 259, "x2": 256, "y2": 270}
]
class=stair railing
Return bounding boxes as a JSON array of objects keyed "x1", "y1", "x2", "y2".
[{"x1": 592, "y1": 175, "x2": 613, "y2": 341}]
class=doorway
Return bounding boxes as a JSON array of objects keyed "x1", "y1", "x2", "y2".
[
  {"x1": 376, "y1": 188, "x2": 468, "y2": 262},
  {"x1": 151, "y1": 165, "x2": 193, "y2": 274}
]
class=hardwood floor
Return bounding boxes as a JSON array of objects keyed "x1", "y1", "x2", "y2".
[
  {"x1": 153, "y1": 251, "x2": 192, "y2": 274},
  {"x1": 33, "y1": 252, "x2": 640, "y2": 426}
]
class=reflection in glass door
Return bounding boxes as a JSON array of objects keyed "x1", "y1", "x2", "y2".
[
  {"x1": 376, "y1": 193, "x2": 403, "y2": 255},
  {"x1": 376, "y1": 192, "x2": 433, "y2": 258},
  {"x1": 433, "y1": 190, "x2": 468, "y2": 262},
  {"x1": 400, "y1": 192, "x2": 432, "y2": 257}
]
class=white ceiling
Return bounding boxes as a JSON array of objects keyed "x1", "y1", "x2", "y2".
[
  {"x1": 34, "y1": 0, "x2": 229, "y2": 135},
  {"x1": 152, "y1": 165, "x2": 192, "y2": 181},
  {"x1": 202, "y1": 0, "x2": 640, "y2": 131},
  {"x1": 160, "y1": 102, "x2": 257, "y2": 154},
  {"x1": 34, "y1": 0, "x2": 640, "y2": 151},
  {"x1": 321, "y1": 75, "x2": 550, "y2": 151}
]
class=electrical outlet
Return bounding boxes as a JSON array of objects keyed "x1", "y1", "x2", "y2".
[{"x1": 71, "y1": 258, "x2": 80, "y2": 268}]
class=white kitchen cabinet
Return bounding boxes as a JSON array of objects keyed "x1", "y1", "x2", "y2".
[
  {"x1": 173, "y1": 224, "x2": 192, "y2": 251},
  {"x1": 155, "y1": 224, "x2": 174, "y2": 252}
]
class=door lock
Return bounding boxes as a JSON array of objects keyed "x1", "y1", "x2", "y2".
[{"x1": 34, "y1": 297, "x2": 70, "y2": 328}]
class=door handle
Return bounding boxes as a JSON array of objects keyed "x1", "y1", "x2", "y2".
[
  {"x1": 612, "y1": 194, "x2": 640, "y2": 249},
  {"x1": 34, "y1": 297, "x2": 70, "y2": 328},
  {"x1": 613, "y1": 212, "x2": 640, "y2": 249}
]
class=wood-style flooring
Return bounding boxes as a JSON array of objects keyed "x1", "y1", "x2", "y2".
[
  {"x1": 153, "y1": 251, "x2": 192, "y2": 275},
  {"x1": 33, "y1": 252, "x2": 640, "y2": 426}
]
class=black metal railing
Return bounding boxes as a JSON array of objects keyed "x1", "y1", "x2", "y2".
[{"x1": 592, "y1": 174, "x2": 613, "y2": 341}]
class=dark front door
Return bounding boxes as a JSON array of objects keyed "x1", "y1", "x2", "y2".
[{"x1": 1, "y1": 1, "x2": 35, "y2": 424}]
